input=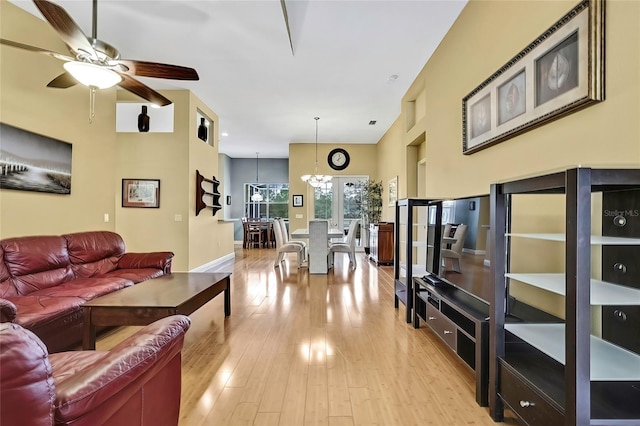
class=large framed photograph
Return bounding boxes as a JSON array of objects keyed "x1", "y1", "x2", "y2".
[
  {"x1": 462, "y1": 0, "x2": 604, "y2": 155},
  {"x1": 122, "y1": 179, "x2": 160, "y2": 208},
  {"x1": 0, "y1": 123, "x2": 72, "y2": 194}
]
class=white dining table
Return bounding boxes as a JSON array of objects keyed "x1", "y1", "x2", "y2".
[
  {"x1": 291, "y1": 228, "x2": 345, "y2": 239},
  {"x1": 291, "y1": 227, "x2": 345, "y2": 274}
]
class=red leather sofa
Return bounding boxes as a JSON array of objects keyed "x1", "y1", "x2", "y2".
[
  {"x1": 0, "y1": 231, "x2": 174, "y2": 352},
  {"x1": 0, "y1": 315, "x2": 190, "y2": 426}
]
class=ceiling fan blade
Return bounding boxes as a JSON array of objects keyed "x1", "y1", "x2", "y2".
[
  {"x1": 117, "y1": 73, "x2": 172, "y2": 107},
  {"x1": 47, "y1": 72, "x2": 77, "y2": 88},
  {"x1": 0, "y1": 38, "x2": 74, "y2": 62},
  {"x1": 115, "y1": 59, "x2": 199, "y2": 81},
  {"x1": 33, "y1": 0, "x2": 97, "y2": 59}
]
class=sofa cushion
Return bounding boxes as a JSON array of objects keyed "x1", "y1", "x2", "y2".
[
  {"x1": 6, "y1": 295, "x2": 84, "y2": 330},
  {"x1": 0, "y1": 322, "x2": 56, "y2": 426},
  {"x1": 100, "y1": 268, "x2": 164, "y2": 283},
  {"x1": 64, "y1": 231, "x2": 125, "y2": 278},
  {"x1": 1, "y1": 236, "x2": 73, "y2": 295},
  {"x1": 30, "y1": 277, "x2": 134, "y2": 301}
]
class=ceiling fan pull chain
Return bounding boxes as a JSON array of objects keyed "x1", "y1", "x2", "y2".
[{"x1": 88, "y1": 86, "x2": 96, "y2": 124}]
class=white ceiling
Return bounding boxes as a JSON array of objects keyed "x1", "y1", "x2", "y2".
[{"x1": 10, "y1": 0, "x2": 467, "y2": 158}]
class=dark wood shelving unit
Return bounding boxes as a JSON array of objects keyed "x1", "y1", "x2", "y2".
[
  {"x1": 195, "y1": 170, "x2": 221, "y2": 216},
  {"x1": 394, "y1": 199, "x2": 442, "y2": 323},
  {"x1": 490, "y1": 167, "x2": 640, "y2": 425}
]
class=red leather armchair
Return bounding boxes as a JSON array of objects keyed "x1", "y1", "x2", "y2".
[{"x1": 0, "y1": 315, "x2": 190, "y2": 426}]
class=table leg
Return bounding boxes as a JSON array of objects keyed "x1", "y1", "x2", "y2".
[
  {"x1": 82, "y1": 306, "x2": 96, "y2": 350},
  {"x1": 224, "y1": 276, "x2": 231, "y2": 316}
]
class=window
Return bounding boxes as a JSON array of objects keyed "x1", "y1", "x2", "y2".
[
  {"x1": 243, "y1": 183, "x2": 289, "y2": 219},
  {"x1": 314, "y1": 183, "x2": 333, "y2": 220},
  {"x1": 429, "y1": 200, "x2": 456, "y2": 225}
]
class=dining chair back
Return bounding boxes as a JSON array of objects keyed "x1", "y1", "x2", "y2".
[
  {"x1": 441, "y1": 223, "x2": 467, "y2": 273},
  {"x1": 328, "y1": 219, "x2": 359, "y2": 269},
  {"x1": 245, "y1": 220, "x2": 262, "y2": 249},
  {"x1": 278, "y1": 218, "x2": 307, "y2": 257},
  {"x1": 273, "y1": 219, "x2": 304, "y2": 268}
]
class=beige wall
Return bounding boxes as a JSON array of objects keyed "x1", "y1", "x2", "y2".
[
  {"x1": 2, "y1": 2, "x2": 233, "y2": 271},
  {"x1": 375, "y1": 0, "x2": 640, "y2": 312},
  {"x1": 116, "y1": 91, "x2": 233, "y2": 272},
  {"x1": 0, "y1": 1, "x2": 117, "y2": 238},
  {"x1": 421, "y1": 0, "x2": 639, "y2": 197},
  {"x1": 379, "y1": 0, "x2": 640, "y2": 200},
  {"x1": 187, "y1": 92, "x2": 234, "y2": 271},
  {"x1": 376, "y1": 118, "x2": 404, "y2": 222},
  {"x1": 288, "y1": 143, "x2": 377, "y2": 232}
]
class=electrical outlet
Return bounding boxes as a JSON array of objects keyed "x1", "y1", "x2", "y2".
[
  {"x1": 174, "y1": 214, "x2": 183, "y2": 222},
  {"x1": 296, "y1": 214, "x2": 303, "y2": 219}
]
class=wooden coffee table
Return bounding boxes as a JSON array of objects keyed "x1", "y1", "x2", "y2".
[{"x1": 82, "y1": 272, "x2": 231, "y2": 350}]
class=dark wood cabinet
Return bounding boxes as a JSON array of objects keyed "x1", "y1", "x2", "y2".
[
  {"x1": 369, "y1": 222, "x2": 394, "y2": 265},
  {"x1": 490, "y1": 168, "x2": 640, "y2": 425}
]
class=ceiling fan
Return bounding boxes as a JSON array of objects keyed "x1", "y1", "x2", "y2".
[{"x1": 0, "y1": 0, "x2": 199, "y2": 109}]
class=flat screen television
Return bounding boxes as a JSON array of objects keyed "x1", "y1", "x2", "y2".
[{"x1": 432, "y1": 195, "x2": 492, "y2": 304}]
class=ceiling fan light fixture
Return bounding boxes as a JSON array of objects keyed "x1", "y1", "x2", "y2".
[{"x1": 63, "y1": 61, "x2": 121, "y2": 89}]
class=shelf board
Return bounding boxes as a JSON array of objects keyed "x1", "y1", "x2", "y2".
[
  {"x1": 506, "y1": 273, "x2": 640, "y2": 305},
  {"x1": 399, "y1": 264, "x2": 426, "y2": 278},
  {"x1": 507, "y1": 233, "x2": 640, "y2": 245},
  {"x1": 505, "y1": 323, "x2": 640, "y2": 380}
]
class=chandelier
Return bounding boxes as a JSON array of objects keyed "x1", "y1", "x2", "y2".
[
  {"x1": 251, "y1": 152, "x2": 264, "y2": 202},
  {"x1": 301, "y1": 117, "x2": 332, "y2": 187}
]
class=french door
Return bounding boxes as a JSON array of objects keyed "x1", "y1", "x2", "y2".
[{"x1": 313, "y1": 176, "x2": 368, "y2": 250}]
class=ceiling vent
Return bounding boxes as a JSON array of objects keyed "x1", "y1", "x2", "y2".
[{"x1": 369, "y1": 120, "x2": 377, "y2": 125}]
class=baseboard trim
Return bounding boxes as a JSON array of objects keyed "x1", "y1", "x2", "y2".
[{"x1": 190, "y1": 252, "x2": 236, "y2": 273}]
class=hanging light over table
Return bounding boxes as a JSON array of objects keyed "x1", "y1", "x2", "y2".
[
  {"x1": 251, "y1": 152, "x2": 264, "y2": 202},
  {"x1": 301, "y1": 117, "x2": 332, "y2": 187}
]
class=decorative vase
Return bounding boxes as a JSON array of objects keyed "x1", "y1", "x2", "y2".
[
  {"x1": 137, "y1": 106, "x2": 150, "y2": 132},
  {"x1": 198, "y1": 117, "x2": 208, "y2": 142}
]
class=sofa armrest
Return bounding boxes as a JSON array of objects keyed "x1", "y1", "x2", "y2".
[
  {"x1": 118, "y1": 251, "x2": 174, "y2": 274},
  {"x1": 0, "y1": 298, "x2": 17, "y2": 323},
  {"x1": 53, "y1": 315, "x2": 190, "y2": 422}
]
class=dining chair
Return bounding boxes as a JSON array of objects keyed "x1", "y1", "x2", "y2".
[
  {"x1": 441, "y1": 223, "x2": 467, "y2": 273},
  {"x1": 328, "y1": 219, "x2": 359, "y2": 269},
  {"x1": 246, "y1": 220, "x2": 263, "y2": 249},
  {"x1": 272, "y1": 219, "x2": 304, "y2": 267},
  {"x1": 278, "y1": 218, "x2": 307, "y2": 259},
  {"x1": 241, "y1": 217, "x2": 250, "y2": 249}
]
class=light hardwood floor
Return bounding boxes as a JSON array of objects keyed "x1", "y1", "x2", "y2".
[{"x1": 98, "y1": 248, "x2": 512, "y2": 426}]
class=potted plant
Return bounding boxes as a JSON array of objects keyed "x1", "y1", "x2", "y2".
[{"x1": 358, "y1": 179, "x2": 383, "y2": 254}]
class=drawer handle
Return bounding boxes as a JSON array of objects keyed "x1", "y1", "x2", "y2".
[
  {"x1": 443, "y1": 330, "x2": 453, "y2": 335},
  {"x1": 428, "y1": 316, "x2": 436, "y2": 320},
  {"x1": 519, "y1": 401, "x2": 535, "y2": 408}
]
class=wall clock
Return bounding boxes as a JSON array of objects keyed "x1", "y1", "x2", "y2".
[{"x1": 328, "y1": 148, "x2": 350, "y2": 171}]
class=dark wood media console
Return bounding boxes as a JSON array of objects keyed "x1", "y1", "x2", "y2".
[{"x1": 413, "y1": 276, "x2": 489, "y2": 406}]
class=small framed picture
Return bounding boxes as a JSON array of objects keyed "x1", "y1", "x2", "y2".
[
  {"x1": 388, "y1": 176, "x2": 398, "y2": 206},
  {"x1": 292, "y1": 194, "x2": 303, "y2": 207},
  {"x1": 122, "y1": 179, "x2": 160, "y2": 208}
]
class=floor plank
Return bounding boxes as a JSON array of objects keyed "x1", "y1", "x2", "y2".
[{"x1": 96, "y1": 248, "x2": 513, "y2": 425}]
